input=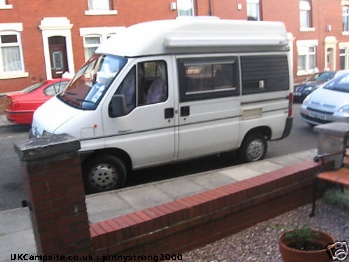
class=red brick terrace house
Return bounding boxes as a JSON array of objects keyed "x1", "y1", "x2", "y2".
[{"x1": 0, "y1": 0, "x2": 349, "y2": 99}]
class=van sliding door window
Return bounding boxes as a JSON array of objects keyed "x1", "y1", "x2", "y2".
[
  {"x1": 241, "y1": 55, "x2": 289, "y2": 95},
  {"x1": 177, "y1": 57, "x2": 239, "y2": 102}
]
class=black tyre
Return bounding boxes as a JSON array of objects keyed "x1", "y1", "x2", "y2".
[
  {"x1": 239, "y1": 133, "x2": 267, "y2": 163},
  {"x1": 83, "y1": 155, "x2": 127, "y2": 193}
]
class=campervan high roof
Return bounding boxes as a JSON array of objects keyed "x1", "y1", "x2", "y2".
[{"x1": 96, "y1": 18, "x2": 289, "y2": 57}]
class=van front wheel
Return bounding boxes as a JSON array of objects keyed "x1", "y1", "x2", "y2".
[
  {"x1": 239, "y1": 133, "x2": 267, "y2": 163},
  {"x1": 83, "y1": 155, "x2": 127, "y2": 193}
]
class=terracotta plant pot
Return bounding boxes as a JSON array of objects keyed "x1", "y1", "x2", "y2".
[{"x1": 278, "y1": 230, "x2": 334, "y2": 262}]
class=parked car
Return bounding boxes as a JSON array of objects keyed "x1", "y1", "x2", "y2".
[
  {"x1": 300, "y1": 72, "x2": 349, "y2": 125},
  {"x1": 5, "y1": 79, "x2": 70, "y2": 125},
  {"x1": 293, "y1": 71, "x2": 337, "y2": 103}
]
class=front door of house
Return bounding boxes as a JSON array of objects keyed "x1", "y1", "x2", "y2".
[{"x1": 49, "y1": 36, "x2": 69, "y2": 79}]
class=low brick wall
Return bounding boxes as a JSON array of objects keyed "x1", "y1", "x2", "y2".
[
  {"x1": 15, "y1": 133, "x2": 323, "y2": 260},
  {"x1": 90, "y1": 160, "x2": 321, "y2": 258}
]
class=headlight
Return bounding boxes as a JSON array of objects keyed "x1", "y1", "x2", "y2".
[{"x1": 338, "y1": 104, "x2": 349, "y2": 114}]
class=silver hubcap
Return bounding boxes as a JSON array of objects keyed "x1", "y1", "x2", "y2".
[
  {"x1": 89, "y1": 164, "x2": 117, "y2": 190},
  {"x1": 247, "y1": 140, "x2": 264, "y2": 161}
]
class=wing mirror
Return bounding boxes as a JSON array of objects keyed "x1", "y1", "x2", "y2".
[{"x1": 109, "y1": 94, "x2": 127, "y2": 118}]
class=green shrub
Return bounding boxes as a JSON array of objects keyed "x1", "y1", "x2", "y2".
[{"x1": 323, "y1": 187, "x2": 349, "y2": 210}]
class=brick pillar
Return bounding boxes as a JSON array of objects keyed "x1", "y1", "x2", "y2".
[{"x1": 14, "y1": 134, "x2": 93, "y2": 258}]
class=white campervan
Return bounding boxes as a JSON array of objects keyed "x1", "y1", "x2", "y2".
[{"x1": 31, "y1": 18, "x2": 293, "y2": 193}]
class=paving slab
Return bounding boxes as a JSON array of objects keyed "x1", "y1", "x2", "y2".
[
  {"x1": 187, "y1": 171, "x2": 236, "y2": 189},
  {"x1": 154, "y1": 178, "x2": 205, "y2": 199},
  {"x1": 117, "y1": 184, "x2": 174, "y2": 210},
  {"x1": 86, "y1": 192, "x2": 134, "y2": 223},
  {"x1": 220, "y1": 166, "x2": 261, "y2": 181}
]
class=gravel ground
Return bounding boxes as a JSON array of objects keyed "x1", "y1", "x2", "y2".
[{"x1": 179, "y1": 199, "x2": 349, "y2": 262}]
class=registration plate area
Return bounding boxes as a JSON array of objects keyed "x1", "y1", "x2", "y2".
[{"x1": 308, "y1": 111, "x2": 328, "y2": 121}]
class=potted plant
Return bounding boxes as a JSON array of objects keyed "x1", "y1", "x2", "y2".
[{"x1": 278, "y1": 225, "x2": 334, "y2": 262}]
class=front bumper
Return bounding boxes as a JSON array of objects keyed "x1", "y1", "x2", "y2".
[{"x1": 300, "y1": 106, "x2": 349, "y2": 125}]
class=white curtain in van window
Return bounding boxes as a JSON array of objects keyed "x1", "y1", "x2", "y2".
[
  {"x1": 2, "y1": 46, "x2": 22, "y2": 72},
  {"x1": 88, "y1": 0, "x2": 110, "y2": 10}
]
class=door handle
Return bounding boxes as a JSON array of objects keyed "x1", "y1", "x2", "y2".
[
  {"x1": 180, "y1": 106, "x2": 190, "y2": 117},
  {"x1": 164, "y1": 108, "x2": 174, "y2": 119}
]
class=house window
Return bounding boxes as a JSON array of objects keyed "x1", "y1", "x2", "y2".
[
  {"x1": 85, "y1": 0, "x2": 117, "y2": 15},
  {"x1": 247, "y1": 0, "x2": 260, "y2": 21},
  {"x1": 82, "y1": 31, "x2": 117, "y2": 61},
  {"x1": 343, "y1": 6, "x2": 349, "y2": 32},
  {"x1": 340, "y1": 47, "x2": 349, "y2": 69},
  {"x1": 83, "y1": 36, "x2": 101, "y2": 61},
  {"x1": 300, "y1": 0, "x2": 312, "y2": 28},
  {"x1": 297, "y1": 41, "x2": 318, "y2": 75},
  {"x1": 177, "y1": 0, "x2": 194, "y2": 16},
  {"x1": 0, "y1": 0, "x2": 13, "y2": 9},
  {"x1": 88, "y1": 0, "x2": 110, "y2": 11},
  {"x1": 0, "y1": 32, "x2": 24, "y2": 74}
]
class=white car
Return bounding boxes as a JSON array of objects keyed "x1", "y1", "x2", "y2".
[{"x1": 300, "y1": 72, "x2": 349, "y2": 125}]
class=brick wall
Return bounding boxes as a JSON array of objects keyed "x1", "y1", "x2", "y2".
[
  {"x1": 2, "y1": 0, "x2": 347, "y2": 92},
  {"x1": 15, "y1": 133, "x2": 322, "y2": 260},
  {"x1": 15, "y1": 134, "x2": 94, "y2": 258},
  {"x1": 90, "y1": 160, "x2": 321, "y2": 258}
]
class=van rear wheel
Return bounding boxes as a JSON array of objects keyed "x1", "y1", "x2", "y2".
[
  {"x1": 239, "y1": 133, "x2": 267, "y2": 163},
  {"x1": 83, "y1": 155, "x2": 127, "y2": 193}
]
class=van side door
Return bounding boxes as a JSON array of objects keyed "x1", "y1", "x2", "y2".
[
  {"x1": 176, "y1": 56, "x2": 240, "y2": 159},
  {"x1": 101, "y1": 57, "x2": 176, "y2": 168}
]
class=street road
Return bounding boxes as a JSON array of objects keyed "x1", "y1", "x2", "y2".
[{"x1": 0, "y1": 104, "x2": 317, "y2": 211}]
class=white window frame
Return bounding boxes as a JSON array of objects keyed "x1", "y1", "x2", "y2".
[
  {"x1": 247, "y1": 0, "x2": 260, "y2": 21},
  {"x1": 85, "y1": 0, "x2": 117, "y2": 16},
  {"x1": 80, "y1": 27, "x2": 125, "y2": 61},
  {"x1": 299, "y1": 0, "x2": 314, "y2": 31},
  {"x1": 339, "y1": 43, "x2": 349, "y2": 69},
  {"x1": 0, "y1": 0, "x2": 12, "y2": 9},
  {"x1": 297, "y1": 40, "x2": 318, "y2": 76},
  {"x1": 177, "y1": 0, "x2": 194, "y2": 17},
  {"x1": 83, "y1": 35, "x2": 101, "y2": 61},
  {"x1": 343, "y1": 5, "x2": 349, "y2": 33},
  {"x1": 0, "y1": 23, "x2": 28, "y2": 79}
]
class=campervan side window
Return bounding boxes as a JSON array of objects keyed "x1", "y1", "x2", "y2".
[
  {"x1": 114, "y1": 60, "x2": 168, "y2": 114},
  {"x1": 241, "y1": 55, "x2": 289, "y2": 95},
  {"x1": 138, "y1": 60, "x2": 168, "y2": 105},
  {"x1": 177, "y1": 57, "x2": 239, "y2": 102}
]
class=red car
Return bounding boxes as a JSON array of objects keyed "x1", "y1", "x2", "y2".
[{"x1": 5, "y1": 79, "x2": 70, "y2": 125}]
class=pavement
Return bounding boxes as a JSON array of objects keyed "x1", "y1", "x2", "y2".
[{"x1": 0, "y1": 113, "x2": 317, "y2": 261}]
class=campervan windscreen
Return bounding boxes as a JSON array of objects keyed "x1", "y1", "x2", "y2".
[{"x1": 58, "y1": 54, "x2": 127, "y2": 110}]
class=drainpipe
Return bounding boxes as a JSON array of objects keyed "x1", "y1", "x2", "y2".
[{"x1": 208, "y1": 0, "x2": 213, "y2": 16}]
